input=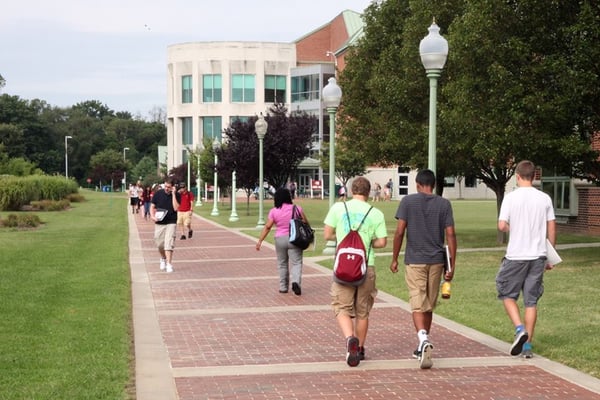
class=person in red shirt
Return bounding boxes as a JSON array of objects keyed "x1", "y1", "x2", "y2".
[{"x1": 176, "y1": 183, "x2": 195, "y2": 240}]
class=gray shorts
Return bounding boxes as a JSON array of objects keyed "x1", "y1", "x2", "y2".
[{"x1": 496, "y1": 257, "x2": 546, "y2": 307}]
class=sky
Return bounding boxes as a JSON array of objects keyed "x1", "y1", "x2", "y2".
[{"x1": 0, "y1": 0, "x2": 373, "y2": 118}]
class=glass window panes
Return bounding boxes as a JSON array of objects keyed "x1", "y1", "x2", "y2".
[
  {"x1": 291, "y1": 74, "x2": 320, "y2": 102},
  {"x1": 203, "y1": 74, "x2": 222, "y2": 102},
  {"x1": 203, "y1": 116, "x2": 222, "y2": 141},
  {"x1": 182, "y1": 75, "x2": 192, "y2": 103},
  {"x1": 182, "y1": 117, "x2": 193, "y2": 145},
  {"x1": 265, "y1": 75, "x2": 286, "y2": 103},
  {"x1": 232, "y1": 74, "x2": 255, "y2": 102}
]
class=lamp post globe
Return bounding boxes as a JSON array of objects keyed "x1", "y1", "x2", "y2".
[
  {"x1": 419, "y1": 19, "x2": 448, "y2": 175},
  {"x1": 210, "y1": 138, "x2": 220, "y2": 216},
  {"x1": 322, "y1": 77, "x2": 342, "y2": 255},
  {"x1": 255, "y1": 113, "x2": 268, "y2": 229}
]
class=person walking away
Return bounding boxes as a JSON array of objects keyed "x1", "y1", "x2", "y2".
[
  {"x1": 324, "y1": 177, "x2": 387, "y2": 367},
  {"x1": 176, "y1": 183, "x2": 195, "y2": 240},
  {"x1": 150, "y1": 178, "x2": 180, "y2": 273},
  {"x1": 389, "y1": 169, "x2": 456, "y2": 369},
  {"x1": 128, "y1": 184, "x2": 139, "y2": 214},
  {"x1": 496, "y1": 160, "x2": 556, "y2": 359},
  {"x1": 256, "y1": 188, "x2": 309, "y2": 296}
]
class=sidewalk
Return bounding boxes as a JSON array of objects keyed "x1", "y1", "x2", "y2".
[{"x1": 129, "y1": 211, "x2": 600, "y2": 400}]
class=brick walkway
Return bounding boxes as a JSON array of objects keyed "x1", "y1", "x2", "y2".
[{"x1": 129, "y1": 212, "x2": 600, "y2": 400}]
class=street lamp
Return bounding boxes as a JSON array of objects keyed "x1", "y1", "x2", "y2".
[
  {"x1": 210, "y1": 138, "x2": 220, "y2": 216},
  {"x1": 322, "y1": 77, "x2": 342, "y2": 255},
  {"x1": 195, "y1": 143, "x2": 204, "y2": 206},
  {"x1": 185, "y1": 148, "x2": 191, "y2": 190},
  {"x1": 419, "y1": 19, "x2": 448, "y2": 175},
  {"x1": 64, "y1": 135, "x2": 73, "y2": 179},
  {"x1": 255, "y1": 113, "x2": 268, "y2": 229},
  {"x1": 123, "y1": 147, "x2": 130, "y2": 191},
  {"x1": 229, "y1": 170, "x2": 239, "y2": 222}
]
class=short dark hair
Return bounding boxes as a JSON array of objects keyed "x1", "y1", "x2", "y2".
[
  {"x1": 516, "y1": 160, "x2": 535, "y2": 181},
  {"x1": 416, "y1": 169, "x2": 436, "y2": 188},
  {"x1": 351, "y1": 177, "x2": 371, "y2": 197},
  {"x1": 273, "y1": 187, "x2": 293, "y2": 208}
]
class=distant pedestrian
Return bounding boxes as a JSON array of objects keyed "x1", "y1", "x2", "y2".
[
  {"x1": 496, "y1": 160, "x2": 556, "y2": 359},
  {"x1": 384, "y1": 178, "x2": 393, "y2": 201},
  {"x1": 141, "y1": 185, "x2": 152, "y2": 220},
  {"x1": 128, "y1": 184, "x2": 139, "y2": 214},
  {"x1": 176, "y1": 183, "x2": 194, "y2": 240},
  {"x1": 390, "y1": 169, "x2": 456, "y2": 369},
  {"x1": 150, "y1": 178, "x2": 180, "y2": 273},
  {"x1": 256, "y1": 188, "x2": 310, "y2": 295},
  {"x1": 324, "y1": 177, "x2": 387, "y2": 367}
]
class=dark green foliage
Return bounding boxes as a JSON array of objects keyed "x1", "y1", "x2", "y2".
[{"x1": 0, "y1": 176, "x2": 78, "y2": 211}]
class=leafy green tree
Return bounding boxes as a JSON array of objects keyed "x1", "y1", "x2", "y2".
[
  {"x1": 0, "y1": 145, "x2": 42, "y2": 176},
  {"x1": 89, "y1": 149, "x2": 126, "y2": 190},
  {"x1": 132, "y1": 156, "x2": 161, "y2": 187},
  {"x1": 218, "y1": 104, "x2": 316, "y2": 212},
  {"x1": 321, "y1": 134, "x2": 368, "y2": 190}
]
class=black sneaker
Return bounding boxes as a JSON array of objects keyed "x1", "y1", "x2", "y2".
[
  {"x1": 188, "y1": 230, "x2": 193, "y2": 238},
  {"x1": 419, "y1": 341, "x2": 433, "y2": 369},
  {"x1": 412, "y1": 349, "x2": 421, "y2": 359},
  {"x1": 358, "y1": 346, "x2": 365, "y2": 360},
  {"x1": 510, "y1": 329, "x2": 529, "y2": 356},
  {"x1": 346, "y1": 336, "x2": 360, "y2": 367},
  {"x1": 180, "y1": 235, "x2": 186, "y2": 240},
  {"x1": 292, "y1": 282, "x2": 301, "y2": 296}
]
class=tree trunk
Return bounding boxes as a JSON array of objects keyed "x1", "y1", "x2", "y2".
[{"x1": 495, "y1": 185, "x2": 507, "y2": 244}]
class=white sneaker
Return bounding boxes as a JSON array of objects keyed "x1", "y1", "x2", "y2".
[
  {"x1": 166, "y1": 264, "x2": 173, "y2": 273},
  {"x1": 419, "y1": 340, "x2": 434, "y2": 369},
  {"x1": 159, "y1": 258, "x2": 167, "y2": 271}
]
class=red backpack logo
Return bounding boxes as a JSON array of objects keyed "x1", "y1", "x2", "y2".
[{"x1": 333, "y1": 204, "x2": 373, "y2": 286}]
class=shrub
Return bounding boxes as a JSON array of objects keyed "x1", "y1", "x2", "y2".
[
  {"x1": 29, "y1": 199, "x2": 71, "y2": 211},
  {"x1": 0, "y1": 213, "x2": 42, "y2": 228},
  {"x1": 0, "y1": 175, "x2": 78, "y2": 211}
]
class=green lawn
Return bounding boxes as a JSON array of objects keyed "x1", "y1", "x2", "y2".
[
  {"x1": 0, "y1": 193, "x2": 597, "y2": 399},
  {"x1": 0, "y1": 190, "x2": 133, "y2": 400}
]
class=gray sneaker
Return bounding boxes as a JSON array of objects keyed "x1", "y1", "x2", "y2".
[
  {"x1": 522, "y1": 349, "x2": 533, "y2": 359},
  {"x1": 419, "y1": 341, "x2": 433, "y2": 369},
  {"x1": 510, "y1": 329, "x2": 529, "y2": 356}
]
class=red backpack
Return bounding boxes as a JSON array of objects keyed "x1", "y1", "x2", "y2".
[{"x1": 333, "y1": 203, "x2": 373, "y2": 286}]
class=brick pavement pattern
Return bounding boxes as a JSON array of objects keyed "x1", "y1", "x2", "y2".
[{"x1": 129, "y1": 212, "x2": 600, "y2": 400}]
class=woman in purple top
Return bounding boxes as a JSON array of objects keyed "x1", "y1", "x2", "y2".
[{"x1": 256, "y1": 187, "x2": 310, "y2": 295}]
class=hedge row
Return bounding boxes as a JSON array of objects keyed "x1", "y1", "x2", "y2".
[{"x1": 0, "y1": 176, "x2": 79, "y2": 211}]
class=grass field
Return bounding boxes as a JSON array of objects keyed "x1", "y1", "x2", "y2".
[{"x1": 0, "y1": 191, "x2": 598, "y2": 399}]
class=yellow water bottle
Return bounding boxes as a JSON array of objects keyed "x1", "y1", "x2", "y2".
[{"x1": 441, "y1": 280, "x2": 451, "y2": 299}]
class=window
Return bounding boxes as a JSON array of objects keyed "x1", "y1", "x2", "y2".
[
  {"x1": 182, "y1": 117, "x2": 193, "y2": 145},
  {"x1": 230, "y1": 116, "x2": 250, "y2": 124},
  {"x1": 231, "y1": 74, "x2": 255, "y2": 102},
  {"x1": 265, "y1": 75, "x2": 286, "y2": 103},
  {"x1": 291, "y1": 74, "x2": 321, "y2": 102},
  {"x1": 541, "y1": 176, "x2": 571, "y2": 214},
  {"x1": 465, "y1": 175, "x2": 477, "y2": 188},
  {"x1": 182, "y1": 75, "x2": 192, "y2": 103},
  {"x1": 203, "y1": 117, "x2": 222, "y2": 141},
  {"x1": 203, "y1": 74, "x2": 222, "y2": 102},
  {"x1": 443, "y1": 177, "x2": 455, "y2": 187}
]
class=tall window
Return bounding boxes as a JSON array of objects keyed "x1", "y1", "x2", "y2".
[
  {"x1": 265, "y1": 75, "x2": 286, "y2": 103},
  {"x1": 203, "y1": 74, "x2": 222, "y2": 102},
  {"x1": 231, "y1": 74, "x2": 255, "y2": 102},
  {"x1": 182, "y1": 75, "x2": 192, "y2": 103},
  {"x1": 203, "y1": 117, "x2": 222, "y2": 141},
  {"x1": 291, "y1": 74, "x2": 321, "y2": 102},
  {"x1": 182, "y1": 117, "x2": 193, "y2": 145},
  {"x1": 541, "y1": 176, "x2": 571, "y2": 214}
]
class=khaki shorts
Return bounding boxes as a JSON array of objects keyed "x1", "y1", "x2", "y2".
[
  {"x1": 177, "y1": 211, "x2": 193, "y2": 227},
  {"x1": 404, "y1": 263, "x2": 444, "y2": 313},
  {"x1": 331, "y1": 266, "x2": 377, "y2": 319},
  {"x1": 154, "y1": 223, "x2": 177, "y2": 251}
]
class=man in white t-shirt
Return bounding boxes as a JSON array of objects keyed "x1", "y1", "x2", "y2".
[{"x1": 497, "y1": 160, "x2": 556, "y2": 359}]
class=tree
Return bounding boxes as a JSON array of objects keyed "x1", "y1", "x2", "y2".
[
  {"x1": 219, "y1": 103, "x2": 316, "y2": 212},
  {"x1": 89, "y1": 149, "x2": 127, "y2": 190},
  {"x1": 321, "y1": 134, "x2": 368, "y2": 190}
]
